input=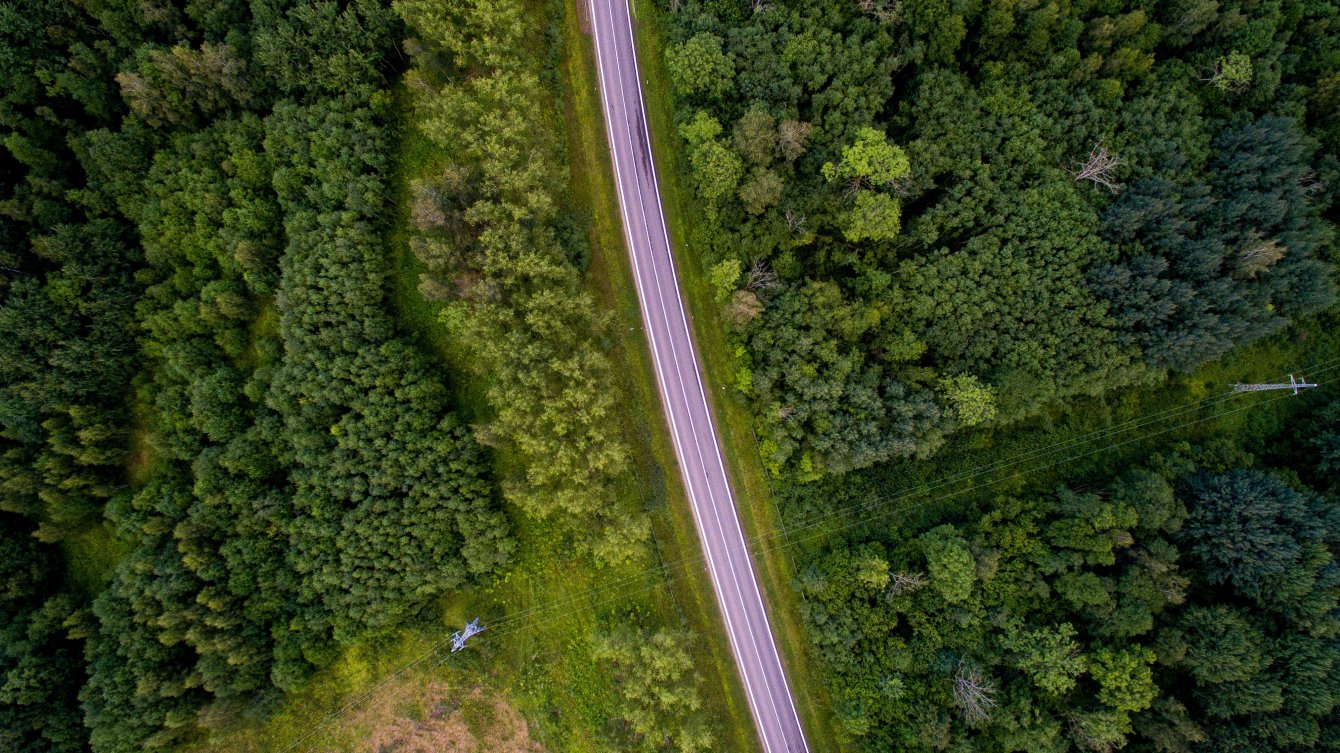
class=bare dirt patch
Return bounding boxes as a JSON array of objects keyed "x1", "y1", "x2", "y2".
[
  {"x1": 576, "y1": 0, "x2": 591, "y2": 35},
  {"x1": 333, "y1": 679, "x2": 542, "y2": 753}
]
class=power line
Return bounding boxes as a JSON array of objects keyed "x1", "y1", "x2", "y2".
[
  {"x1": 450, "y1": 618, "x2": 484, "y2": 652},
  {"x1": 280, "y1": 359, "x2": 1338, "y2": 752},
  {"x1": 463, "y1": 359, "x2": 1337, "y2": 641},
  {"x1": 493, "y1": 363, "x2": 1336, "y2": 645},
  {"x1": 284, "y1": 361, "x2": 1337, "y2": 753}
]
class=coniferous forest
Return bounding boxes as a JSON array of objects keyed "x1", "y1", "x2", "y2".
[{"x1": 2, "y1": 0, "x2": 1338, "y2": 752}]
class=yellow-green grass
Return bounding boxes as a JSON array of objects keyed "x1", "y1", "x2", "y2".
[
  {"x1": 60, "y1": 523, "x2": 132, "y2": 595},
  {"x1": 124, "y1": 378, "x2": 168, "y2": 487},
  {"x1": 80, "y1": 301, "x2": 277, "y2": 591},
  {"x1": 191, "y1": 521, "x2": 683, "y2": 752},
  {"x1": 383, "y1": 111, "x2": 492, "y2": 422},
  {"x1": 624, "y1": 4, "x2": 848, "y2": 751}
]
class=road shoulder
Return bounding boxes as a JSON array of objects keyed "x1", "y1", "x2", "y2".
[
  {"x1": 622, "y1": 4, "x2": 849, "y2": 751},
  {"x1": 559, "y1": 2, "x2": 765, "y2": 751}
]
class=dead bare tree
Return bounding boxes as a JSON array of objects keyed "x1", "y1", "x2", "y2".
[
  {"x1": 776, "y1": 120, "x2": 813, "y2": 163},
  {"x1": 1160, "y1": 576, "x2": 1190, "y2": 605},
  {"x1": 472, "y1": 421, "x2": 503, "y2": 449},
  {"x1": 840, "y1": 174, "x2": 868, "y2": 200},
  {"x1": 1071, "y1": 144, "x2": 1123, "y2": 193},
  {"x1": 410, "y1": 179, "x2": 447, "y2": 229},
  {"x1": 403, "y1": 67, "x2": 434, "y2": 96},
  {"x1": 402, "y1": 37, "x2": 426, "y2": 59},
  {"x1": 750, "y1": 0, "x2": 771, "y2": 12},
  {"x1": 1237, "y1": 235, "x2": 1285, "y2": 278},
  {"x1": 417, "y1": 274, "x2": 453, "y2": 302},
  {"x1": 1200, "y1": 53, "x2": 1253, "y2": 93},
  {"x1": 727, "y1": 289, "x2": 764, "y2": 326},
  {"x1": 856, "y1": 0, "x2": 902, "y2": 23},
  {"x1": 745, "y1": 258, "x2": 780, "y2": 293},
  {"x1": 952, "y1": 662, "x2": 997, "y2": 725},
  {"x1": 1133, "y1": 550, "x2": 1188, "y2": 605},
  {"x1": 784, "y1": 207, "x2": 808, "y2": 234},
  {"x1": 887, "y1": 571, "x2": 928, "y2": 596},
  {"x1": 1068, "y1": 713, "x2": 1121, "y2": 753},
  {"x1": 1298, "y1": 168, "x2": 1324, "y2": 197}
]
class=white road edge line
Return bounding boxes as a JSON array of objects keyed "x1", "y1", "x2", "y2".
[
  {"x1": 590, "y1": 0, "x2": 811, "y2": 750},
  {"x1": 615, "y1": 3, "x2": 810, "y2": 750},
  {"x1": 608, "y1": 16, "x2": 791, "y2": 752},
  {"x1": 587, "y1": 3, "x2": 777, "y2": 751}
]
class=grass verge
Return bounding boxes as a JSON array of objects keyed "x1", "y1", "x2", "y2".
[
  {"x1": 624, "y1": 4, "x2": 848, "y2": 751},
  {"x1": 558, "y1": 1, "x2": 762, "y2": 750}
]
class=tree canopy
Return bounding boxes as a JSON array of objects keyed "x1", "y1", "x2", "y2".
[
  {"x1": 665, "y1": 0, "x2": 1337, "y2": 477},
  {"x1": 2, "y1": 2, "x2": 514, "y2": 750}
]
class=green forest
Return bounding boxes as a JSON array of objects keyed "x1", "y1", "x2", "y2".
[
  {"x1": 2, "y1": 0, "x2": 1338, "y2": 751},
  {"x1": 2, "y1": 0, "x2": 722, "y2": 751},
  {"x1": 661, "y1": 0, "x2": 1340, "y2": 750},
  {"x1": 797, "y1": 436, "x2": 1340, "y2": 752},
  {"x1": 666, "y1": 0, "x2": 1337, "y2": 476},
  {"x1": 3, "y1": 1, "x2": 521, "y2": 750}
]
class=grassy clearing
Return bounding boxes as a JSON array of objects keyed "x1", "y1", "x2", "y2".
[
  {"x1": 60, "y1": 523, "x2": 131, "y2": 595},
  {"x1": 73, "y1": 295, "x2": 279, "y2": 595},
  {"x1": 625, "y1": 4, "x2": 847, "y2": 751},
  {"x1": 125, "y1": 384, "x2": 166, "y2": 488},
  {"x1": 58, "y1": 389, "x2": 157, "y2": 594},
  {"x1": 383, "y1": 111, "x2": 491, "y2": 420},
  {"x1": 194, "y1": 530, "x2": 674, "y2": 752}
]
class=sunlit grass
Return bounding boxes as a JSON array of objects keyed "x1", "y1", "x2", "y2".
[{"x1": 60, "y1": 523, "x2": 131, "y2": 595}]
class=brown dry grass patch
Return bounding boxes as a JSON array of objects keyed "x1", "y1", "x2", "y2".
[{"x1": 318, "y1": 679, "x2": 542, "y2": 753}]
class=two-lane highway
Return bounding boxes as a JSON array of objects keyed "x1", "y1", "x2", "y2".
[{"x1": 587, "y1": 2, "x2": 810, "y2": 752}]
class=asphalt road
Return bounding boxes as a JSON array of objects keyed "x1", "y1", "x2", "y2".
[{"x1": 587, "y1": 2, "x2": 811, "y2": 752}]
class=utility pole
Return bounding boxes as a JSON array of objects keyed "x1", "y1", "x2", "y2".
[
  {"x1": 1232, "y1": 374, "x2": 1318, "y2": 394},
  {"x1": 450, "y1": 618, "x2": 484, "y2": 652}
]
